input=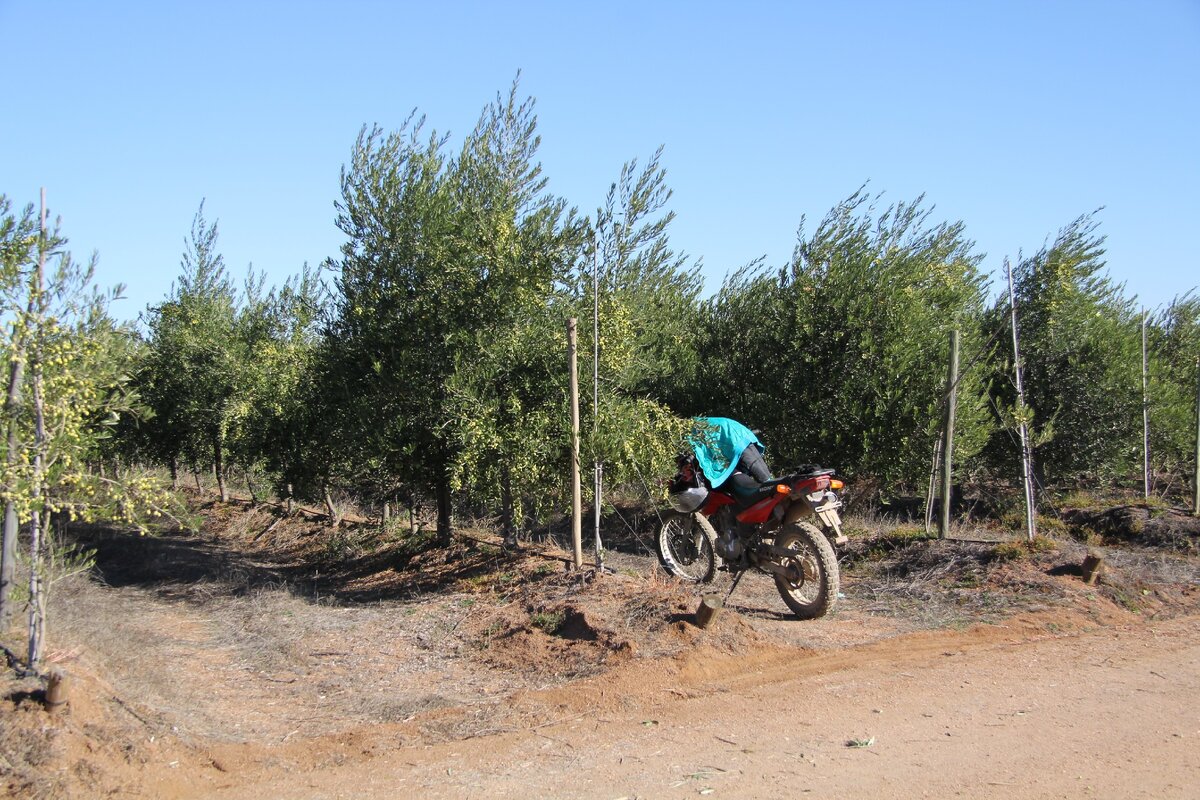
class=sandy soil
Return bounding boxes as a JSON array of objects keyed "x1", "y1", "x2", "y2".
[
  {"x1": 3, "y1": 504, "x2": 1199, "y2": 799},
  {"x1": 177, "y1": 613, "x2": 1200, "y2": 800}
]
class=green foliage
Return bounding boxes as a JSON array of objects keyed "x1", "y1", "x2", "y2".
[
  {"x1": 987, "y1": 214, "x2": 1141, "y2": 485},
  {"x1": 137, "y1": 203, "x2": 241, "y2": 481},
  {"x1": 323, "y1": 79, "x2": 587, "y2": 535},
  {"x1": 0, "y1": 195, "x2": 178, "y2": 531},
  {"x1": 577, "y1": 149, "x2": 702, "y2": 496},
  {"x1": 324, "y1": 81, "x2": 696, "y2": 534},
  {"x1": 132, "y1": 203, "x2": 322, "y2": 505},
  {"x1": 1147, "y1": 294, "x2": 1199, "y2": 492},
  {"x1": 696, "y1": 189, "x2": 992, "y2": 490},
  {"x1": 529, "y1": 608, "x2": 565, "y2": 633},
  {"x1": 102, "y1": 86, "x2": 1196, "y2": 545}
]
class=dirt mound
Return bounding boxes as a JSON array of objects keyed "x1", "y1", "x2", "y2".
[{"x1": 0, "y1": 657, "x2": 200, "y2": 800}]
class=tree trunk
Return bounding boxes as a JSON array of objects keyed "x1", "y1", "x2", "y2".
[
  {"x1": 0, "y1": 319, "x2": 28, "y2": 631},
  {"x1": 323, "y1": 486, "x2": 340, "y2": 528},
  {"x1": 169, "y1": 457, "x2": 179, "y2": 491},
  {"x1": 500, "y1": 466, "x2": 517, "y2": 547},
  {"x1": 214, "y1": 436, "x2": 229, "y2": 503},
  {"x1": 286, "y1": 483, "x2": 294, "y2": 516},
  {"x1": 246, "y1": 469, "x2": 259, "y2": 507},
  {"x1": 0, "y1": 503, "x2": 18, "y2": 631},
  {"x1": 27, "y1": 198, "x2": 48, "y2": 671},
  {"x1": 381, "y1": 501, "x2": 391, "y2": 531},
  {"x1": 436, "y1": 478, "x2": 452, "y2": 545}
]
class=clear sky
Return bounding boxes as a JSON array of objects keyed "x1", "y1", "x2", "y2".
[{"x1": 2, "y1": 0, "x2": 1197, "y2": 323}]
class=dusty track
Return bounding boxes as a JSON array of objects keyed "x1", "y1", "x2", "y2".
[{"x1": 141, "y1": 612, "x2": 1200, "y2": 799}]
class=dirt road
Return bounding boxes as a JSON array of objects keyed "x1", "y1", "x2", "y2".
[{"x1": 139, "y1": 613, "x2": 1199, "y2": 800}]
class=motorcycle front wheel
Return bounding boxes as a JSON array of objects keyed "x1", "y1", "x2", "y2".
[
  {"x1": 773, "y1": 522, "x2": 839, "y2": 619},
  {"x1": 657, "y1": 512, "x2": 717, "y2": 584}
]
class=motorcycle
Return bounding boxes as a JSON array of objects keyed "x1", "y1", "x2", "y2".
[{"x1": 658, "y1": 457, "x2": 847, "y2": 619}]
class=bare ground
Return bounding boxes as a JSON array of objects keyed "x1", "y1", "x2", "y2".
[{"x1": 3, "y1": 500, "x2": 1199, "y2": 798}]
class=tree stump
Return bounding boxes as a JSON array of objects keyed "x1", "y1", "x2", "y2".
[
  {"x1": 695, "y1": 596, "x2": 724, "y2": 629},
  {"x1": 1081, "y1": 551, "x2": 1104, "y2": 585}
]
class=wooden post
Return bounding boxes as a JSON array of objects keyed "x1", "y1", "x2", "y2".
[
  {"x1": 1007, "y1": 260, "x2": 1037, "y2": 543},
  {"x1": 1142, "y1": 308, "x2": 1150, "y2": 499},
  {"x1": 924, "y1": 433, "x2": 942, "y2": 536},
  {"x1": 695, "y1": 595, "x2": 723, "y2": 629},
  {"x1": 24, "y1": 189, "x2": 49, "y2": 671},
  {"x1": 939, "y1": 330, "x2": 959, "y2": 539},
  {"x1": 594, "y1": 462, "x2": 604, "y2": 571},
  {"x1": 592, "y1": 232, "x2": 605, "y2": 573},
  {"x1": 45, "y1": 667, "x2": 68, "y2": 712},
  {"x1": 1194, "y1": 358, "x2": 1199, "y2": 517},
  {"x1": 568, "y1": 319, "x2": 583, "y2": 569}
]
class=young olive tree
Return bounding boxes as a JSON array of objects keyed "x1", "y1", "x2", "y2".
[
  {"x1": 0, "y1": 193, "x2": 176, "y2": 667},
  {"x1": 1146, "y1": 294, "x2": 1200, "y2": 496},
  {"x1": 326, "y1": 80, "x2": 593, "y2": 542},
  {"x1": 577, "y1": 149, "x2": 702, "y2": 497},
  {"x1": 139, "y1": 203, "x2": 242, "y2": 500},
  {"x1": 699, "y1": 189, "x2": 992, "y2": 492},
  {"x1": 988, "y1": 214, "x2": 1141, "y2": 487}
]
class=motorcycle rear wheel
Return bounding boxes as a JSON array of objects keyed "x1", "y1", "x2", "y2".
[
  {"x1": 657, "y1": 512, "x2": 717, "y2": 584},
  {"x1": 773, "y1": 522, "x2": 839, "y2": 619}
]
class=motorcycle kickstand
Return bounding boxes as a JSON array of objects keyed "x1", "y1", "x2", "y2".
[{"x1": 723, "y1": 569, "x2": 747, "y2": 605}]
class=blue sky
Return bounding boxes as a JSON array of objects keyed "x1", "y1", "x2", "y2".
[{"x1": 2, "y1": 0, "x2": 1197, "y2": 322}]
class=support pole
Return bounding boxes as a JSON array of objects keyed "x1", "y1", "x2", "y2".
[
  {"x1": 568, "y1": 318, "x2": 583, "y2": 569},
  {"x1": 1007, "y1": 260, "x2": 1037, "y2": 543},
  {"x1": 592, "y1": 233, "x2": 604, "y2": 572},
  {"x1": 924, "y1": 433, "x2": 943, "y2": 535},
  {"x1": 594, "y1": 463, "x2": 604, "y2": 571},
  {"x1": 1142, "y1": 308, "x2": 1150, "y2": 499},
  {"x1": 939, "y1": 330, "x2": 959, "y2": 539},
  {"x1": 27, "y1": 188, "x2": 48, "y2": 671},
  {"x1": 1193, "y1": 357, "x2": 1199, "y2": 517}
]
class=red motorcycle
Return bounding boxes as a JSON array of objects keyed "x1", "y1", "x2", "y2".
[{"x1": 659, "y1": 457, "x2": 846, "y2": 619}]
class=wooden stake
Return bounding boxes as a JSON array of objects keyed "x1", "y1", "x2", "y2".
[
  {"x1": 27, "y1": 188, "x2": 48, "y2": 671},
  {"x1": 1194, "y1": 357, "x2": 1199, "y2": 517},
  {"x1": 568, "y1": 318, "x2": 583, "y2": 570},
  {"x1": 924, "y1": 433, "x2": 943, "y2": 536},
  {"x1": 939, "y1": 330, "x2": 959, "y2": 539},
  {"x1": 695, "y1": 596, "x2": 723, "y2": 629},
  {"x1": 1142, "y1": 308, "x2": 1150, "y2": 499},
  {"x1": 1007, "y1": 259, "x2": 1037, "y2": 543},
  {"x1": 592, "y1": 232, "x2": 604, "y2": 572},
  {"x1": 45, "y1": 667, "x2": 68, "y2": 712}
]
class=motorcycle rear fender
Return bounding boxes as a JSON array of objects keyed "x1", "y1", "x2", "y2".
[{"x1": 784, "y1": 492, "x2": 846, "y2": 544}]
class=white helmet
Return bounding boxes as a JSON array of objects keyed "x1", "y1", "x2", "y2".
[
  {"x1": 668, "y1": 484, "x2": 709, "y2": 513},
  {"x1": 667, "y1": 453, "x2": 709, "y2": 512}
]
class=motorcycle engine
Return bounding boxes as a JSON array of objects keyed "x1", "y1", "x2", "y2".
[{"x1": 715, "y1": 529, "x2": 743, "y2": 562}]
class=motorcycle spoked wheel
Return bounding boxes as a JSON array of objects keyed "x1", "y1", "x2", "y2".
[
  {"x1": 657, "y1": 511, "x2": 717, "y2": 584},
  {"x1": 772, "y1": 522, "x2": 839, "y2": 619}
]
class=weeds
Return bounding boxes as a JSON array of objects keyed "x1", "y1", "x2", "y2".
[{"x1": 530, "y1": 610, "x2": 565, "y2": 634}]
